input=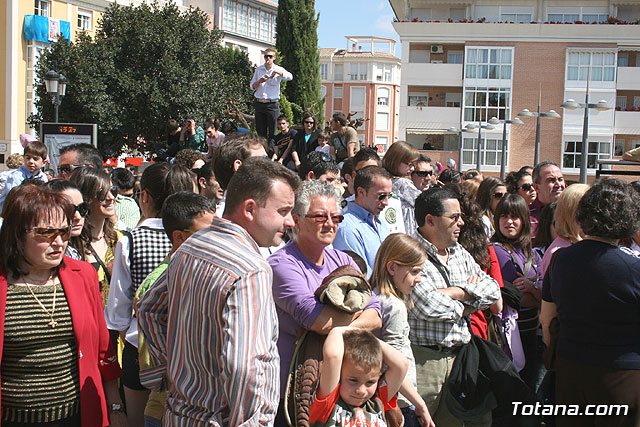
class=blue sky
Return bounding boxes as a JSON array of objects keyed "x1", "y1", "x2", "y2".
[{"x1": 314, "y1": 1, "x2": 399, "y2": 54}]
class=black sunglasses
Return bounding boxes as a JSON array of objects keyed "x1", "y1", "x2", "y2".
[
  {"x1": 98, "y1": 186, "x2": 118, "y2": 202},
  {"x1": 304, "y1": 120, "x2": 315, "y2": 124},
  {"x1": 74, "y1": 202, "x2": 90, "y2": 218},
  {"x1": 412, "y1": 170, "x2": 433, "y2": 177},
  {"x1": 493, "y1": 192, "x2": 506, "y2": 200},
  {"x1": 57, "y1": 163, "x2": 90, "y2": 175},
  {"x1": 264, "y1": 54, "x2": 275, "y2": 58},
  {"x1": 519, "y1": 183, "x2": 533, "y2": 191},
  {"x1": 377, "y1": 192, "x2": 394, "y2": 202}
]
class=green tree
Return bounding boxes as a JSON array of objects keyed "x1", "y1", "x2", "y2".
[
  {"x1": 275, "y1": 0, "x2": 323, "y2": 125},
  {"x1": 29, "y1": 2, "x2": 255, "y2": 154}
]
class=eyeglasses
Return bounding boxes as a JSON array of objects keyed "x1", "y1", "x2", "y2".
[
  {"x1": 98, "y1": 186, "x2": 118, "y2": 202},
  {"x1": 304, "y1": 120, "x2": 315, "y2": 125},
  {"x1": 74, "y1": 202, "x2": 90, "y2": 218},
  {"x1": 441, "y1": 213, "x2": 462, "y2": 222},
  {"x1": 412, "y1": 170, "x2": 433, "y2": 177},
  {"x1": 493, "y1": 192, "x2": 505, "y2": 200},
  {"x1": 305, "y1": 213, "x2": 344, "y2": 224},
  {"x1": 30, "y1": 226, "x2": 71, "y2": 243},
  {"x1": 264, "y1": 54, "x2": 275, "y2": 58},
  {"x1": 519, "y1": 183, "x2": 533, "y2": 191},
  {"x1": 377, "y1": 192, "x2": 394, "y2": 202},
  {"x1": 57, "y1": 164, "x2": 89, "y2": 175}
]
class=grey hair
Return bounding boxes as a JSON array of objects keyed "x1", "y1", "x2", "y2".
[{"x1": 293, "y1": 180, "x2": 343, "y2": 218}]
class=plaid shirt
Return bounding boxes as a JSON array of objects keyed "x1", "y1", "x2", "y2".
[{"x1": 409, "y1": 232, "x2": 500, "y2": 348}]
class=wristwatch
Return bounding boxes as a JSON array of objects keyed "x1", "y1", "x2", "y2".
[{"x1": 110, "y1": 403, "x2": 124, "y2": 413}]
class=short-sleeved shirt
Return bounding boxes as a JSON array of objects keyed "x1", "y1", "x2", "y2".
[
  {"x1": 330, "y1": 127, "x2": 359, "y2": 161},
  {"x1": 270, "y1": 129, "x2": 298, "y2": 163},
  {"x1": 309, "y1": 384, "x2": 396, "y2": 427}
]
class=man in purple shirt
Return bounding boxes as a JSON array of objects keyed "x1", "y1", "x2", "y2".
[
  {"x1": 268, "y1": 180, "x2": 382, "y2": 423},
  {"x1": 530, "y1": 161, "x2": 565, "y2": 236}
]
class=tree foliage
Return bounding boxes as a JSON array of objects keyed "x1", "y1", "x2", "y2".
[
  {"x1": 275, "y1": 0, "x2": 323, "y2": 125},
  {"x1": 29, "y1": 2, "x2": 255, "y2": 154}
]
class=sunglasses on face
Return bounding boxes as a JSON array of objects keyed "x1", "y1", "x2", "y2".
[
  {"x1": 30, "y1": 226, "x2": 71, "y2": 243},
  {"x1": 412, "y1": 170, "x2": 433, "y2": 177},
  {"x1": 74, "y1": 202, "x2": 90, "y2": 218},
  {"x1": 304, "y1": 120, "x2": 315, "y2": 124},
  {"x1": 377, "y1": 192, "x2": 394, "y2": 202},
  {"x1": 493, "y1": 192, "x2": 505, "y2": 200},
  {"x1": 57, "y1": 164, "x2": 88, "y2": 175},
  {"x1": 264, "y1": 54, "x2": 275, "y2": 59},
  {"x1": 519, "y1": 183, "x2": 533, "y2": 191},
  {"x1": 305, "y1": 213, "x2": 344, "y2": 224},
  {"x1": 442, "y1": 213, "x2": 462, "y2": 222},
  {"x1": 98, "y1": 186, "x2": 118, "y2": 202}
]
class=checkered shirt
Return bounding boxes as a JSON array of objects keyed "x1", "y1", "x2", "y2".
[
  {"x1": 409, "y1": 232, "x2": 500, "y2": 348},
  {"x1": 130, "y1": 225, "x2": 172, "y2": 291}
]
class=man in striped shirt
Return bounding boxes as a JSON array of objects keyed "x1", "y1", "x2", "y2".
[{"x1": 138, "y1": 158, "x2": 300, "y2": 426}]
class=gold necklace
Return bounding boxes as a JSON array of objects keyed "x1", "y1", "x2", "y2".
[{"x1": 21, "y1": 274, "x2": 58, "y2": 328}]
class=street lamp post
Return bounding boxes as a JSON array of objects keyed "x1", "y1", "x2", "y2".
[
  {"x1": 469, "y1": 118, "x2": 498, "y2": 171},
  {"x1": 44, "y1": 70, "x2": 67, "y2": 123},
  {"x1": 447, "y1": 127, "x2": 475, "y2": 172},
  {"x1": 517, "y1": 86, "x2": 561, "y2": 165},
  {"x1": 494, "y1": 117, "x2": 524, "y2": 180},
  {"x1": 561, "y1": 69, "x2": 611, "y2": 184}
]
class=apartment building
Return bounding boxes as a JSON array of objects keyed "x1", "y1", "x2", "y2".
[
  {"x1": 189, "y1": 0, "x2": 277, "y2": 66},
  {"x1": 320, "y1": 36, "x2": 401, "y2": 153},
  {"x1": 389, "y1": 0, "x2": 640, "y2": 180}
]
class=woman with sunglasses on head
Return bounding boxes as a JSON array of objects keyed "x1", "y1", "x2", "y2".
[
  {"x1": 70, "y1": 167, "x2": 122, "y2": 307},
  {"x1": 490, "y1": 193, "x2": 544, "y2": 391},
  {"x1": 0, "y1": 184, "x2": 125, "y2": 426},
  {"x1": 477, "y1": 176, "x2": 507, "y2": 241},
  {"x1": 45, "y1": 180, "x2": 90, "y2": 261},
  {"x1": 106, "y1": 163, "x2": 196, "y2": 427},
  {"x1": 381, "y1": 141, "x2": 421, "y2": 234}
]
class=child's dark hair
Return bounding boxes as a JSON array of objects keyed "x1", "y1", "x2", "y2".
[
  {"x1": 532, "y1": 201, "x2": 557, "y2": 249},
  {"x1": 111, "y1": 167, "x2": 135, "y2": 191},
  {"x1": 343, "y1": 329, "x2": 382, "y2": 371},
  {"x1": 24, "y1": 141, "x2": 47, "y2": 159},
  {"x1": 161, "y1": 191, "x2": 215, "y2": 243}
]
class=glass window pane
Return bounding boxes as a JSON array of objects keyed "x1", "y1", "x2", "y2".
[
  {"x1": 478, "y1": 65, "x2": 488, "y2": 78},
  {"x1": 604, "y1": 53, "x2": 615, "y2": 65},
  {"x1": 580, "y1": 53, "x2": 590, "y2": 65},
  {"x1": 563, "y1": 154, "x2": 573, "y2": 168},
  {"x1": 579, "y1": 67, "x2": 588, "y2": 80},
  {"x1": 487, "y1": 139, "x2": 497, "y2": 150},
  {"x1": 466, "y1": 65, "x2": 476, "y2": 78},
  {"x1": 593, "y1": 53, "x2": 603, "y2": 65},
  {"x1": 548, "y1": 14, "x2": 562, "y2": 21},
  {"x1": 603, "y1": 67, "x2": 615, "y2": 81},
  {"x1": 501, "y1": 50, "x2": 512, "y2": 64},
  {"x1": 490, "y1": 49, "x2": 499, "y2": 64},
  {"x1": 568, "y1": 53, "x2": 579, "y2": 65},
  {"x1": 467, "y1": 49, "x2": 477, "y2": 63},
  {"x1": 587, "y1": 154, "x2": 597, "y2": 168},
  {"x1": 489, "y1": 65, "x2": 499, "y2": 79},
  {"x1": 463, "y1": 138, "x2": 475, "y2": 149},
  {"x1": 464, "y1": 108, "x2": 474, "y2": 121},
  {"x1": 476, "y1": 91, "x2": 486, "y2": 107},
  {"x1": 465, "y1": 91, "x2": 475, "y2": 106},
  {"x1": 566, "y1": 14, "x2": 579, "y2": 22},
  {"x1": 592, "y1": 67, "x2": 602, "y2": 81},
  {"x1": 489, "y1": 92, "x2": 499, "y2": 106},
  {"x1": 478, "y1": 49, "x2": 489, "y2": 63},
  {"x1": 486, "y1": 151, "x2": 497, "y2": 165},
  {"x1": 600, "y1": 142, "x2": 610, "y2": 154},
  {"x1": 567, "y1": 66, "x2": 578, "y2": 80}
]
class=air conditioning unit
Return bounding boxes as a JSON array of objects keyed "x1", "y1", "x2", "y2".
[{"x1": 431, "y1": 45, "x2": 444, "y2": 54}]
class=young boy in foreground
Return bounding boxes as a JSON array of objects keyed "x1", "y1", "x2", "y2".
[{"x1": 309, "y1": 327, "x2": 409, "y2": 426}]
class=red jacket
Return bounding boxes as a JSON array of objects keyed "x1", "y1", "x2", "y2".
[
  {"x1": 0, "y1": 257, "x2": 122, "y2": 426},
  {"x1": 470, "y1": 245, "x2": 504, "y2": 339}
]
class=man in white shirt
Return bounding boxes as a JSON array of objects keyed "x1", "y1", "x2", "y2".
[{"x1": 250, "y1": 48, "x2": 293, "y2": 141}]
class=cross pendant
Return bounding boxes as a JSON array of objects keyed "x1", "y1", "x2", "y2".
[{"x1": 49, "y1": 319, "x2": 58, "y2": 328}]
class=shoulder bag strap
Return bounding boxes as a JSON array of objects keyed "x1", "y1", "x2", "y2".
[{"x1": 88, "y1": 244, "x2": 112, "y2": 284}]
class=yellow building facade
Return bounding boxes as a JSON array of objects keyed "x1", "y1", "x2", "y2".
[{"x1": 1, "y1": 0, "x2": 106, "y2": 166}]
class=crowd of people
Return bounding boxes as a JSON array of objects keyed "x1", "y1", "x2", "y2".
[{"x1": 1, "y1": 117, "x2": 639, "y2": 427}]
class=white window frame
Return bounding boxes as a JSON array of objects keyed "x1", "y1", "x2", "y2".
[
  {"x1": 334, "y1": 87, "x2": 343, "y2": 99},
  {"x1": 566, "y1": 51, "x2": 616, "y2": 82},
  {"x1": 618, "y1": 52, "x2": 629, "y2": 67},
  {"x1": 408, "y1": 91, "x2": 428, "y2": 107},
  {"x1": 320, "y1": 63, "x2": 328, "y2": 80},
  {"x1": 35, "y1": 0, "x2": 51, "y2": 17},
  {"x1": 617, "y1": 96, "x2": 627, "y2": 110},
  {"x1": 634, "y1": 96, "x2": 640, "y2": 109},
  {"x1": 375, "y1": 136, "x2": 389, "y2": 153},
  {"x1": 463, "y1": 87, "x2": 511, "y2": 122},
  {"x1": 409, "y1": 46, "x2": 429, "y2": 63},
  {"x1": 445, "y1": 92, "x2": 461, "y2": 107},
  {"x1": 334, "y1": 64, "x2": 343, "y2": 81},
  {"x1": 546, "y1": 7, "x2": 608, "y2": 23},
  {"x1": 26, "y1": 40, "x2": 49, "y2": 122},
  {"x1": 350, "y1": 86, "x2": 366, "y2": 131},
  {"x1": 465, "y1": 47, "x2": 513, "y2": 81},
  {"x1": 461, "y1": 135, "x2": 507, "y2": 170},
  {"x1": 377, "y1": 87, "x2": 390, "y2": 107},
  {"x1": 78, "y1": 9, "x2": 92, "y2": 31},
  {"x1": 562, "y1": 139, "x2": 612, "y2": 172},
  {"x1": 376, "y1": 112, "x2": 389, "y2": 131},
  {"x1": 634, "y1": 139, "x2": 640, "y2": 149},
  {"x1": 447, "y1": 50, "x2": 463, "y2": 64}
]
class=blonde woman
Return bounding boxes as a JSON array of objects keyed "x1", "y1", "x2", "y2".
[
  {"x1": 540, "y1": 183, "x2": 589, "y2": 276},
  {"x1": 371, "y1": 233, "x2": 435, "y2": 427}
]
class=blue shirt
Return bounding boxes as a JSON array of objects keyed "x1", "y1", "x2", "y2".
[
  {"x1": 0, "y1": 165, "x2": 48, "y2": 211},
  {"x1": 333, "y1": 201, "x2": 389, "y2": 278}
]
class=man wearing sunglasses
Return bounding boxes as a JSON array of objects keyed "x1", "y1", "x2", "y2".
[
  {"x1": 250, "y1": 48, "x2": 293, "y2": 142},
  {"x1": 56, "y1": 143, "x2": 103, "y2": 180},
  {"x1": 411, "y1": 154, "x2": 435, "y2": 191},
  {"x1": 334, "y1": 166, "x2": 393, "y2": 277}
]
